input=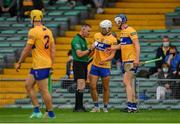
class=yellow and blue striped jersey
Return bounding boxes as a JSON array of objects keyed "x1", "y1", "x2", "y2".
[
  {"x1": 92, "y1": 32, "x2": 117, "y2": 68},
  {"x1": 120, "y1": 26, "x2": 138, "y2": 62}
]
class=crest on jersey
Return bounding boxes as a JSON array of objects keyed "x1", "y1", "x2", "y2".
[
  {"x1": 130, "y1": 32, "x2": 137, "y2": 36},
  {"x1": 94, "y1": 41, "x2": 111, "y2": 51}
]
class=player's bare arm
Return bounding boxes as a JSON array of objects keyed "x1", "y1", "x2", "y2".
[
  {"x1": 105, "y1": 44, "x2": 120, "y2": 54},
  {"x1": 15, "y1": 44, "x2": 33, "y2": 72},
  {"x1": 99, "y1": 50, "x2": 116, "y2": 65},
  {"x1": 111, "y1": 44, "x2": 121, "y2": 50},
  {"x1": 132, "y1": 38, "x2": 140, "y2": 67}
]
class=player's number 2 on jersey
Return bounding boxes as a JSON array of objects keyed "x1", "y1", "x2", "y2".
[{"x1": 44, "y1": 35, "x2": 50, "y2": 49}]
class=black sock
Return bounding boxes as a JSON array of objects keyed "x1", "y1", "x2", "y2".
[
  {"x1": 75, "y1": 90, "x2": 80, "y2": 110},
  {"x1": 79, "y1": 90, "x2": 84, "y2": 108}
]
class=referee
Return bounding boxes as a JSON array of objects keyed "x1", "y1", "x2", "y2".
[{"x1": 71, "y1": 24, "x2": 93, "y2": 112}]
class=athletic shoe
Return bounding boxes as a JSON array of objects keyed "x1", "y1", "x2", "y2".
[
  {"x1": 73, "y1": 107, "x2": 87, "y2": 112},
  {"x1": 122, "y1": 108, "x2": 133, "y2": 113},
  {"x1": 30, "y1": 112, "x2": 43, "y2": 118},
  {"x1": 43, "y1": 111, "x2": 56, "y2": 119},
  {"x1": 122, "y1": 108, "x2": 138, "y2": 113},
  {"x1": 80, "y1": 107, "x2": 87, "y2": 112},
  {"x1": 131, "y1": 108, "x2": 138, "y2": 113},
  {"x1": 102, "y1": 108, "x2": 108, "y2": 113},
  {"x1": 90, "y1": 107, "x2": 100, "y2": 112}
]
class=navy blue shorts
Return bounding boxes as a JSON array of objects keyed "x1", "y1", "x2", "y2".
[
  {"x1": 90, "y1": 64, "x2": 111, "y2": 77},
  {"x1": 30, "y1": 68, "x2": 50, "y2": 80}
]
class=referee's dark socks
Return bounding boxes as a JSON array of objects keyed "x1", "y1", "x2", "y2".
[
  {"x1": 75, "y1": 89, "x2": 84, "y2": 109},
  {"x1": 34, "y1": 106, "x2": 40, "y2": 113},
  {"x1": 78, "y1": 89, "x2": 84, "y2": 108},
  {"x1": 75, "y1": 90, "x2": 80, "y2": 109}
]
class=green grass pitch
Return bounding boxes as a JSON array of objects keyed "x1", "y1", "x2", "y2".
[{"x1": 0, "y1": 108, "x2": 180, "y2": 123}]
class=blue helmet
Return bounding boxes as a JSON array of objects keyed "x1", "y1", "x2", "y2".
[{"x1": 114, "y1": 14, "x2": 127, "y2": 24}]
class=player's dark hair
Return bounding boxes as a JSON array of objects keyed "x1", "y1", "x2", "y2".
[{"x1": 81, "y1": 24, "x2": 91, "y2": 28}]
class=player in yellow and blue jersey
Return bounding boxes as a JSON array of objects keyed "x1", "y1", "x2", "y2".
[
  {"x1": 15, "y1": 10, "x2": 56, "y2": 118},
  {"x1": 107, "y1": 14, "x2": 140, "y2": 113},
  {"x1": 90, "y1": 20, "x2": 117, "y2": 113}
]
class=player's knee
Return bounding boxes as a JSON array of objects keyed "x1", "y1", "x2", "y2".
[
  {"x1": 77, "y1": 80, "x2": 85, "y2": 89},
  {"x1": 123, "y1": 81, "x2": 128, "y2": 87},
  {"x1": 39, "y1": 87, "x2": 48, "y2": 94},
  {"x1": 91, "y1": 87, "x2": 96, "y2": 91},
  {"x1": 77, "y1": 84, "x2": 85, "y2": 91},
  {"x1": 25, "y1": 78, "x2": 34, "y2": 91},
  {"x1": 124, "y1": 82, "x2": 131, "y2": 88},
  {"x1": 123, "y1": 79, "x2": 131, "y2": 87},
  {"x1": 25, "y1": 83, "x2": 32, "y2": 91},
  {"x1": 78, "y1": 86, "x2": 85, "y2": 91},
  {"x1": 103, "y1": 85, "x2": 109, "y2": 92},
  {"x1": 90, "y1": 83, "x2": 96, "y2": 91}
]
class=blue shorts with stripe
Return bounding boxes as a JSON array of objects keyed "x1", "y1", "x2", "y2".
[
  {"x1": 30, "y1": 68, "x2": 50, "y2": 80},
  {"x1": 90, "y1": 64, "x2": 111, "y2": 77}
]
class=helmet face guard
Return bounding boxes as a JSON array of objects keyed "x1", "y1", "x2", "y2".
[
  {"x1": 114, "y1": 17, "x2": 123, "y2": 29},
  {"x1": 114, "y1": 14, "x2": 127, "y2": 29},
  {"x1": 99, "y1": 20, "x2": 112, "y2": 35},
  {"x1": 115, "y1": 17, "x2": 122, "y2": 25},
  {"x1": 100, "y1": 27, "x2": 111, "y2": 35}
]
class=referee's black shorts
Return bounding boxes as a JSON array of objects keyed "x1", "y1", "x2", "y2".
[{"x1": 73, "y1": 61, "x2": 88, "y2": 81}]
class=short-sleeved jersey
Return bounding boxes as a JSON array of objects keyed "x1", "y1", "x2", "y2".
[
  {"x1": 71, "y1": 34, "x2": 89, "y2": 62},
  {"x1": 92, "y1": 33, "x2": 117, "y2": 68},
  {"x1": 27, "y1": 25, "x2": 54, "y2": 69},
  {"x1": 120, "y1": 26, "x2": 138, "y2": 62}
]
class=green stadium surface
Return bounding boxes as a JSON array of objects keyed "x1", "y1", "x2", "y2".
[{"x1": 0, "y1": 108, "x2": 180, "y2": 123}]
